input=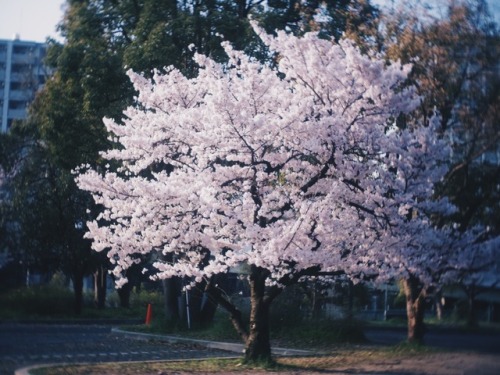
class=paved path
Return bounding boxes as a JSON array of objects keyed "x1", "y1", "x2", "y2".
[{"x1": 0, "y1": 323, "x2": 234, "y2": 375}]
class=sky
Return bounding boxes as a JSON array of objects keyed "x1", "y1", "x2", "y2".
[
  {"x1": 0, "y1": 0, "x2": 499, "y2": 43},
  {"x1": 0, "y1": 0, "x2": 65, "y2": 42}
]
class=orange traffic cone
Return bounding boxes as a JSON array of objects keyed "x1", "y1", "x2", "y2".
[{"x1": 145, "y1": 303, "x2": 152, "y2": 325}]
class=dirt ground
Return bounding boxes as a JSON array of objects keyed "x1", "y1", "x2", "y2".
[
  {"x1": 151, "y1": 352, "x2": 500, "y2": 375},
  {"x1": 64, "y1": 352, "x2": 497, "y2": 375},
  {"x1": 291, "y1": 352, "x2": 500, "y2": 375}
]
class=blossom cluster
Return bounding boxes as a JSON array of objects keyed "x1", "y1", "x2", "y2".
[{"x1": 76, "y1": 23, "x2": 461, "y2": 288}]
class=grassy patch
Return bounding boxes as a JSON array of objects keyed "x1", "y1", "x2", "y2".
[
  {"x1": 125, "y1": 310, "x2": 366, "y2": 350},
  {"x1": 270, "y1": 319, "x2": 366, "y2": 349},
  {"x1": 385, "y1": 341, "x2": 442, "y2": 354},
  {"x1": 123, "y1": 309, "x2": 243, "y2": 341}
]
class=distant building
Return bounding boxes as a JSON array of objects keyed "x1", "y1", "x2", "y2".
[{"x1": 0, "y1": 37, "x2": 50, "y2": 133}]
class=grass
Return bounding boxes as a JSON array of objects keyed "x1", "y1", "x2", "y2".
[{"x1": 123, "y1": 311, "x2": 367, "y2": 351}]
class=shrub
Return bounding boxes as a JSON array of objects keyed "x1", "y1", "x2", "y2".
[{"x1": 0, "y1": 285, "x2": 74, "y2": 318}]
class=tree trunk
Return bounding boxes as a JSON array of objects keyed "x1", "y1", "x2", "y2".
[
  {"x1": 465, "y1": 285, "x2": 477, "y2": 327},
  {"x1": 346, "y1": 280, "x2": 354, "y2": 320},
  {"x1": 94, "y1": 265, "x2": 107, "y2": 309},
  {"x1": 311, "y1": 284, "x2": 323, "y2": 319},
  {"x1": 244, "y1": 268, "x2": 272, "y2": 363},
  {"x1": 72, "y1": 271, "x2": 84, "y2": 315},
  {"x1": 162, "y1": 278, "x2": 180, "y2": 322},
  {"x1": 117, "y1": 282, "x2": 132, "y2": 308},
  {"x1": 434, "y1": 290, "x2": 443, "y2": 321},
  {"x1": 402, "y1": 277, "x2": 426, "y2": 345}
]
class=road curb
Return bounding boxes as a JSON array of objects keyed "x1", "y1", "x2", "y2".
[
  {"x1": 14, "y1": 357, "x2": 241, "y2": 375},
  {"x1": 15, "y1": 363, "x2": 63, "y2": 375}
]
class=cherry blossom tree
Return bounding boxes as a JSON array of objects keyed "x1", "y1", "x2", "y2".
[
  {"x1": 76, "y1": 23, "x2": 451, "y2": 360},
  {"x1": 376, "y1": 0, "x2": 500, "y2": 339}
]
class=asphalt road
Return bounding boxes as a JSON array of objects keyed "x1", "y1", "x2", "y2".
[{"x1": 0, "y1": 323, "x2": 234, "y2": 375}]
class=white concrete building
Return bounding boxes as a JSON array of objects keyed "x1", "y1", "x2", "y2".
[{"x1": 0, "y1": 37, "x2": 49, "y2": 133}]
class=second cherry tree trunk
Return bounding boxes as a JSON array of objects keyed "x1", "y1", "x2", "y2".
[{"x1": 402, "y1": 277, "x2": 426, "y2": 344}]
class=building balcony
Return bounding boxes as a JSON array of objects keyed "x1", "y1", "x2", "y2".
[
  {"x1": 7, "y1": 90, "x2": 33, "y2": 101},
  {"x1": 9, "y1": 72, "x2": 38, "y2": 82},
  {"x1": 8, "y1": 108, "x2": 27, "y2": 120},
  {"x1": 10, "y1": 54, "x2": 38, "y2": 64}
]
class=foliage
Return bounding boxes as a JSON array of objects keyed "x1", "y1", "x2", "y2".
[
  {"x1": 381, "y1": 0, "x2": 500, "y2": 239},
  {"x1": 77, "y1": 22, "x2": 435, "y2": 287},
  {"x1": 0, "y1": 121, "x2": 99, "y2": 315},
  {"x1": 0, "y1": 284, "x2": 163, "y2": 320},
  {"x1": 0, "y1": 285, "x2": 75, "y2": 318}
]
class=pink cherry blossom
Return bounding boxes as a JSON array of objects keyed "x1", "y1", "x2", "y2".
[{"x1": 76, "y1": 23, "x2": 470, "y2": 297}]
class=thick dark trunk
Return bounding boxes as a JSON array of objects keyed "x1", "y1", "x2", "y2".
[
  {"x1": 402, "y1": 277, "x2": 426, "y2": 345},
  {"x1": 466, "y1": 285, "x2": 477, "y2": 327},
  {"x1": 117, "y1": 282, "x2": 132, "y2": 308},
  {"x1": 310, "y1": 284, "x2": 323, "y2": 319},
  {"x1": 72, "y1": 272, "x2": 84, "y2": 315},
  {"x1": 346, "y1": 280, "x2": 354, "y2": 320},
  {"x1": 244, "y1": 268, "x2": 272, "y2": 362},
  {"x1": 187, "y1": 284, "x2": 203, "y2": 327},
  {"x1": 162, "y1": 278, "x2": 180, "y2": 322},
  {"x1": 434, "y1": 291, "x2": 443, "y2": 321},
  {"x1": 94, "y1": 266, "x2": 107, "y2": 309}
]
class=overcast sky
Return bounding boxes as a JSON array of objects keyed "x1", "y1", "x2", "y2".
[
  {"x1": 0, "y1": 0, "x2": 499, "y2": 43},
  {"x1": 0, "y1": 0, "x2": 65, "y2": 42}
]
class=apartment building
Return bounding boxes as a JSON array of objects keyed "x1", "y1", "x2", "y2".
[{"x1": 0, "y1": 37, "x2": 49, "y2": 133}]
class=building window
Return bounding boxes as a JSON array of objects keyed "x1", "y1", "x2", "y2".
[
  {"x1": 9, "y1": 100, "x2": 26, "y2": 109},
  {"x1": 10, "y1": 82, "x2": 23, "y2": 90},
  {"x1": 11, "y1": 64, "x2": 30, "y2": 73},
  {"x1": 13, "y1": 45, "x2": 29, "y2": 54}
]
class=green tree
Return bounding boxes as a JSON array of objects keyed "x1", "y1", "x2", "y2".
[{"x1": 0, "y1": 122, "x2": 98, "y2": 314}]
